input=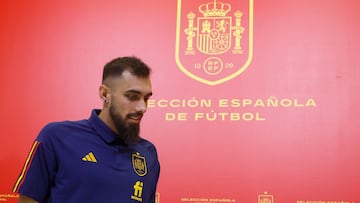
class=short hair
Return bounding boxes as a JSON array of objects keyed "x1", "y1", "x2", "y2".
[{"x1": 102, "y1": 56, "x2": 151, "y2": 84}]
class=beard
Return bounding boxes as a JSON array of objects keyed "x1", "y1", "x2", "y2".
[{"x1": 109, "y1": 104, "x2": 141, "y2": 144}]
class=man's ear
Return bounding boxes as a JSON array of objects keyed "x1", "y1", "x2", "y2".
[{"x1": 99, "y1": 84, "x2": 110, "y2": 103}]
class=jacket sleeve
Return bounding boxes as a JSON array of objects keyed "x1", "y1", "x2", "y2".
[{"x1": 13, "y1": 125, "x2": 58, "y2": 202}]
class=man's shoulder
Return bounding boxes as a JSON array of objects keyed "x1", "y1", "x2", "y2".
[
  {"x1": 138, "y1": 138, "x2": 156, "y2": 146},
  {"x1": 138, "y1": 138, "x2": 158, "y2": 154},
  {"x1": 37, "y1": 119, "x2": 90, "y2": 141},
  {"x1": 43, "y1": 119, "x2": 88, "y2": 131}
]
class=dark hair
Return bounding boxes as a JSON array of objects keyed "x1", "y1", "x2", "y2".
[{"x1": 102, "y1": 56, "x2": 151, "y2": 83}]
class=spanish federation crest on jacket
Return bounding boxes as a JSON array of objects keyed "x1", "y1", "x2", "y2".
[{"x1": 132, "y1": 152, "x2": 147, "y2": 176}]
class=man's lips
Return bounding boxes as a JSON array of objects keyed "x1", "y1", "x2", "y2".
[{"x1": 127, "y1": 113, "x2": 143, "y2": 123}]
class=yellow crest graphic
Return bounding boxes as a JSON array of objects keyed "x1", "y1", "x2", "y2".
[
  {"x1": 258, "y1": 192, "x2": 274, "y2": 203},
  {"x1": 175, "y1": 0, "x2": 253, "y2": 85},
  {"x1": 132, "y1": 152, "x2": 147, "y2": 176}
]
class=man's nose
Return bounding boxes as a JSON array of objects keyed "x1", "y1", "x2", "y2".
[{"x1": 135, "y1": 100, "x2": 147, "y2": 113}]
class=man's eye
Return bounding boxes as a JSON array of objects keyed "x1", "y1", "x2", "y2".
[{"x1": 127, "y1": 95, "x2": 139, "y2": 101}]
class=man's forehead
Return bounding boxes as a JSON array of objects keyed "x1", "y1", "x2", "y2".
[{"x1": 108, "y1": 71, "x2": 152, "y2": 93}]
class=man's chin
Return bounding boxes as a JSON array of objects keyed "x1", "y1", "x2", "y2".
[
  {"x1": 126, "y1": 122, "x2": 140, "y2": 129},
  {"x1": 123, "y1": 124, "x2": 141, "y2": 144}
]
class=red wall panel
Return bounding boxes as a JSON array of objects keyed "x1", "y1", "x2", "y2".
[{"x1": 0, "y1": 0, "x2": 359, "y2": 202}]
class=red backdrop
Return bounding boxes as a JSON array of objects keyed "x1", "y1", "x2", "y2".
[{"x1": 1, "y1": 0, "x2": 359, "y2": 202}]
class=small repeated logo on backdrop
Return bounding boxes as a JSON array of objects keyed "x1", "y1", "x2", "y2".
[
  {"x1": 176, "y1": 0, "x2": 254, "y2": 85},
  {"x1": 258, "y1": 192, "x2": 274, "y2": 203}
]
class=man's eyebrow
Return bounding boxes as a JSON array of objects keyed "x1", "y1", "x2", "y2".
[{"x1": 125, "y1": 89, "x2": 153, "y2": 96}]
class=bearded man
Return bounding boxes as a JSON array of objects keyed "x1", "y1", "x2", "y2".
[{"x1": 13, "y1": 56, "x2": 160, "y2": 203}]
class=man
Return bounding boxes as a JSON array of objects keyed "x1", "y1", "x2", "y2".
[{"x1": 13, "y1": 56, "x2": 160, "y2": 203}]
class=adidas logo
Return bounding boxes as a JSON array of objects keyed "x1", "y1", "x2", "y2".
[{"x1": 82, "y1": 152, "x2": 97, "y2": 163}]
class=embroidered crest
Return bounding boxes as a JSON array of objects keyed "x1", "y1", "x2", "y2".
[{"x1": 132, "y1": 152, "x2": 147, "y2": 176}]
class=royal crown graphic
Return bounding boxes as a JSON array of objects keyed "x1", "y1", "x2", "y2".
[{"x1": 199, "y1": 0, "x2": 231, "y2": 17}]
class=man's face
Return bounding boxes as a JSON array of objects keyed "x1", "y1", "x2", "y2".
[{"x1": 107, "y1": 70, "x2": 152, "y2": 144}]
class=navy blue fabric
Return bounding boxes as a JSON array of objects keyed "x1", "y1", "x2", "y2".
[{"x1": 17, "y1": 109, "x2": 160, "y2": 203}]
